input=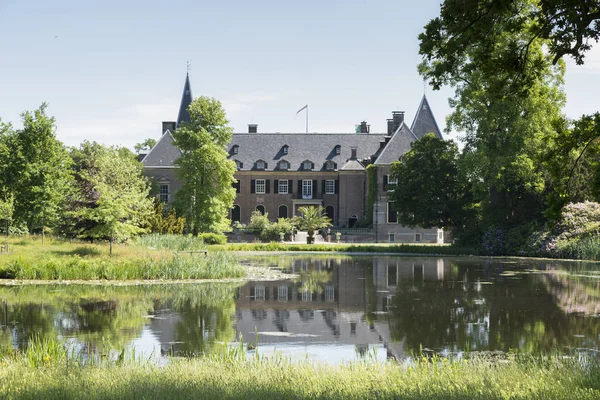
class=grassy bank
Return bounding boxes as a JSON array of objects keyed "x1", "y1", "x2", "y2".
[
  {"x1": 0, "y1": 352, "x2": 598, "y2": 399},
  {"x1": 213, "y1": 242, "x2": 477, "y2": 255},
  {"x1": 0, "y1": 236, "x2": 244, "y2": 280}
]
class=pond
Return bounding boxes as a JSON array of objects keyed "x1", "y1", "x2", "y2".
[{"x1": 1, "y1": 255, "x2": 600, "y2": 363}]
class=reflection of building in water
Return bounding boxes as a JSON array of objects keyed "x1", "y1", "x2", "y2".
[{"x1": 235, "y1": 258, "x2": 383, "y2": 357}]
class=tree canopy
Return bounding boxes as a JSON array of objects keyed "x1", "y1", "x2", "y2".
[{"x1": 173, "y1": 96, "x2": 237, "y2": 234}]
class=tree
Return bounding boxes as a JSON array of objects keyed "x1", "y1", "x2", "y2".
[
  {"x1": 172, "y1": 96, "x2": 237, "y2": 235},
  {"x1": 73, "y1": 144, "x2": 152, "y2": 255},
  {"x1": 134, "y1": 138, "x2": 157, "y2": 154},
  {"x1": 420, "y1": 1, "x2": 566, "y2": 232},
  {"x1": 292, "y1": 206, "x2": 332, "y2": 244},
  {"x1": 146, "y1": 198, "x2": 185, "y2": 235},
  {"x1": 389, "y1": 134, "x2": 464, "y2": 229},
  {"x1": 0, "y1": 194, "x2": 13, "y2": 237},
  {"x1": 2, "y1": 104, "x2": 73, "y2": 234},
  {"x1": 419, "y1": 0, "x2": 600, "y2": 93}
]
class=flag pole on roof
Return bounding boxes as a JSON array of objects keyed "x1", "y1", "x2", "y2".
[{"x1": 296, "y1": 104, "x2": 308, "y2": 133}]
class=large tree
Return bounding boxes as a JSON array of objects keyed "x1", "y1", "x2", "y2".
[
  {"x1": 420, "y1": 0, "x2": 566, "y2": 230},
  {"x1": 2, "y1": 104, "x2": 73, "y2": 233},
  {"x1": 172, "y1": 96, "x2": 237, "y2": 235},
  {"x1": 71, "y1": 143, "x2": 152, "y2": 254},
  {"x1": 389, "y1": 134, "x2": 464, "y2": 230}
]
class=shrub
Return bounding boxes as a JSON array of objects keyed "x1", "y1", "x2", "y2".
[
  {"x1": 248, "y1": 211, "x2": 293, "y2": 242},
  {"x1": 198, "y1": 233, "x2": 227, "y2": 245},
  {"x1": 480, "y1": 226, "x2": 506, "y2": 256},
  {"x1": 544, "y1": 201, "x2": 600, "y2": 259}
]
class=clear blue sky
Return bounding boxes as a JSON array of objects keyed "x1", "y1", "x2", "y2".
[{"x1": 1, "y1": 0, "x2": 599, "y2": 149}]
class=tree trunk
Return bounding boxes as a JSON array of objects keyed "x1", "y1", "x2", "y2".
[{"x1": 109, "y1": 239, "x2": 113, "y2": 256}]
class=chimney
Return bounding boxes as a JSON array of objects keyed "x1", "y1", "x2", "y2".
[
  {"x1": 360, "y1": 121, "x2": 370, "y2": 134},
  {"x1": 162, "y1": 121, "x2": 176, "y2": 134},
  {"x1": 392, "y1": 111, "x2": 404, "y2": 132},
  {"x1": 350, "y1": 147, "x2": 358, "y2": 160},
  {"x1": 248, "y1": 124, "x2": 258, "y2": 133},
  {"x1": 387, "y1": 119, "x2": 394, "y2": 135}
]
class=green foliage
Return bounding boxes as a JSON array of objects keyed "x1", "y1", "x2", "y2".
[
  {"x1": 71, "y1": 143, "x2": 153, "y2": 254},
  {"x1": 0, "y1": 104, "x2": 73, "y2": 233},
  {"x1": 197, "y1": 232, "x2": 227, "y2": 245},
  {"x1": 292, "y1": 206, "x2": 332, "y2": 244},
  {"x1": 248, "y1": 211, "x2": 293, "y2": 242},
  {"x1": 147, "y1": 198, "x2": 185, "y2": 234},
  {"x1": 134, "y1": 138, "x2": 157, "y2": 154},
  {"x1": 134, "y1": 234, "x2": 206, "y2": 251},
  {"x1": 0, "y1": 193, "x2": 14, "y2": 234},
  {"x1": 173, "y1": 97, "x2": 236, "y2": 234},
  {"x1": 390, "y1": 134, "x2": 463, "y2": 229}
]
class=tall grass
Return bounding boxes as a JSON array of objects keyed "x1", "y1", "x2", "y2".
[
  {"x1": 0, "y1": 252, "x2": 244, "y2": 280},
  {"x1": 0, "y1": 342, "x2": 599, "y2": 399},
  {"x1": 563, "y1": 237, "x2": 600, "y2": 261},
  {"x1": 133, "y1": 234, "x2": 207, "y2": 251}
]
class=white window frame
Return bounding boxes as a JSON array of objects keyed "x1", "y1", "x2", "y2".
[
  {"x1": 303, "y1": 160, "x2": 312, "y2": 170},
  {"x1": 256, "y1": 160, "x2": 266, "y2": 170},
  {"x1": 255, "y1": 179, "x2": 266, "y2": 194},
  {"x1": 387, "y1": 177, "x2": 398, "y2": 192},
  {"x1": 325, "y1": 285, "x2": 335, "y2": 302},
  {"x1": 302, "y1": 179, "x2": 313, "y2": 199},
  {"x1": 254, "y1": 285, "x2": 265, "y2": 301},
  {"x1": 415, "y1": 233, "x2": 422, "y2": 243},
  {"x1": 325, "y1": 180, "x2": 335, "y2": 195},
  {"x1": 159, "y1": 184, "x2": 170, "y2": 203},
  {"x1": 279, "y1": 160, "x2": 289, "y2": 170},
  {"x1": 278, "y1": 286, "x2": 288, "y2": 302},
  {"x1": 278, "y1": 179, "x2": 289, "y2": 194},
  {"x1": 388, "y1": 232, "x2": 395, "y2": 243}
]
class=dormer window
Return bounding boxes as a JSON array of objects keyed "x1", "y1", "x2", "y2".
[
  {"x1": 282, "y1": 145, "x2": 289, "y2": 155},
  {"x1": 278, "y1": 160, "x2": 290, "y2": 170},
  {"x1": 334, "y1": 145, "x2": 341, "y2": 155},
  {"x1": 232, "y1": 145, "x2": 239, "y2": 155},
  {"x1": 325, "y1": 160, "x2": 336, "y2": 171},
  {"x1": 256, "y1": 160, "x2": 267, "y2": 170},
  {"x1": 234, "y1": 160, "x2": 243, "y2": 170},
  {"x1": 302, "y1": 160, "x2": 314, "y2": 171}
]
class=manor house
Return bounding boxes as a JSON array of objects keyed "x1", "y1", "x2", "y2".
[{"x1": 142, "y1": 73, "x2": 444, "y2": 243}]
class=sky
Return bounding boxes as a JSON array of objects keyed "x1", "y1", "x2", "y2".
[{"x1": 1, "y1": 0, "x2": 599, "y2": 150}]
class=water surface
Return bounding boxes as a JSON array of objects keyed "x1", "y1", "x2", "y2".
[{"x1": 1, "y1": 256, "x2": 599, "y2": 363}]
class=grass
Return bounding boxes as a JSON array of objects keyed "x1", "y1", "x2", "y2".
[
  {"x1": 0, "y1": 340, "x2": 599, "y2": 399},
  {"x1": 213, "y1": 242, "x2": 478, "y2": 255},
  {"x1": 0, "y1": 236, "x2": 244, "y2": 280}
]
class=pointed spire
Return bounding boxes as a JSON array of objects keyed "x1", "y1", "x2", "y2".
[
  {"x1": 410, "y1": 94, "x2": 443, "y2": 140},
  {"x1": 177, "y1": 72, "x2": 193, "y2": 128}
]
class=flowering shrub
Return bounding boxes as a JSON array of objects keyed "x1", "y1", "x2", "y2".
[
  {"x1": 480, "y1": 226, "x2": 507, "y2": 256},
  {"x1": 543, "y1": 202, "x2": 600, "y2": 259}
]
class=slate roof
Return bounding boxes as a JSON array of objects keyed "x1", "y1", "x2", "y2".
[
  {"x1": 177, "y1": 73, "x2": 193, "y2": 128},
  {"x1": 340, "y1": 159, "x2": 366, "y2": 171},
  {"x1": 373, "y1": 123, "x2": 418, "y2": 165},
  {"x1": 410, "y1": 95, "x2": 443, "y2": 140},
  {"x1": 142, "y1": 131, "x2": 181, "y2": 167},
  {"x1": 227, "y1": 133, "x2": 385, "y2": 171}
]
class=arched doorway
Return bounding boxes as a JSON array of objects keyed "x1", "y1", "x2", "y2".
[
  {"x1": 256, "y1": 205, "x2": 265, "y2": 215},
  {"x1": 231, "y1": 205, "x2": 241, "y2": 222},
  {"x1": 325, "y1": 206, "x2": 335, "y2": 225},
  {"x1": 278, "y1": 205, "x2": 288, "y2": 219},
  {"x1": 348, "y1": 215, "x2": 358, "y2": 228}
]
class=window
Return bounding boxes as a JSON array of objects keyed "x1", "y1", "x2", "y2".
[
  {"x1": 325, "y1": 160, "x2": 336, "y2": 171},
  {"x1": 256, "y1": 160, "x2": 266, "y2": 170},
  {"x1": 278, "y1": 160, "x2": 289, "y2": 170},
  {"x1": 282, "y1": 145, "x2": 288, "y2": 155},
  {"x1": 278, "y1": 286, "x2": 288, "y2": 302},
  {"x1": 256, "y1": 205, "x2": 265, "y2": 215},
  {"x1": 325, "y1": 180, "x2": 335, "y2": 195},
  {"x1": 388, "y1": 233, "x2": 395, "y2": 243},
  {"x1": 278, "y1": 179, "x2": 288, "y2": 194},
  {"x1": 387, "y1": 201, "x2": 398, "y2": 223},
  {"x1": 438, "y1": 231, "x2": 443, "y2": 240},
  {"x1": 254, "y1": 285, "x2": 265, "y2": 301},
  {"x1": 387, "y1": 264, "x2": 398, "y2": 287},
  {"x1": 387, "y1": 177, "x2": 398, "y2": 192},
  {"x1": 232, "y1": 180, "x2": 240, "y2": 193},
  {"x1": 234, "y1": 160, "x2": 243, "y2": 169},
  {"x1": 303, "y1": 160, "x2": 313, "y2": 170},
  {"x1": 159, "y1": 184, "x2": 169, "y2": 203},
  {"x1": 231, "y1": 205, "x2": 241, "y2": 222},
  {"x1": 334, "y1": 145, "x2": 341, "y2": 155},
  {"x1": 302, "y1": 179, "x2": 313, "y2": 199},
  {"x1": 255, "y1": 179, "x2": 265, "y2": 194},
  {"x1": 415, "y1": 233, "x2": 422, "y2": 242},
  {"x1": 232, "y1": 145, "x2": 239, "y2": 154},
  {"x1": 325, "y1": 285, "x2": 335, "y2": 302}
]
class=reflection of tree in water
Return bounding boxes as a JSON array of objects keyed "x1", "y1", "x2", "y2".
[
  {"x1": 272, "y1": 310, "x2": 290, "y2": 332},
  {"x1": 378, "y1": 264, "x2": 600, "y2": 355},
  {"x1": 0, "y1": 283, "x2": 240, "y2": 355},
  {"x1": 294, "y1": 268, "x2": 333, "y2": 295}
]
